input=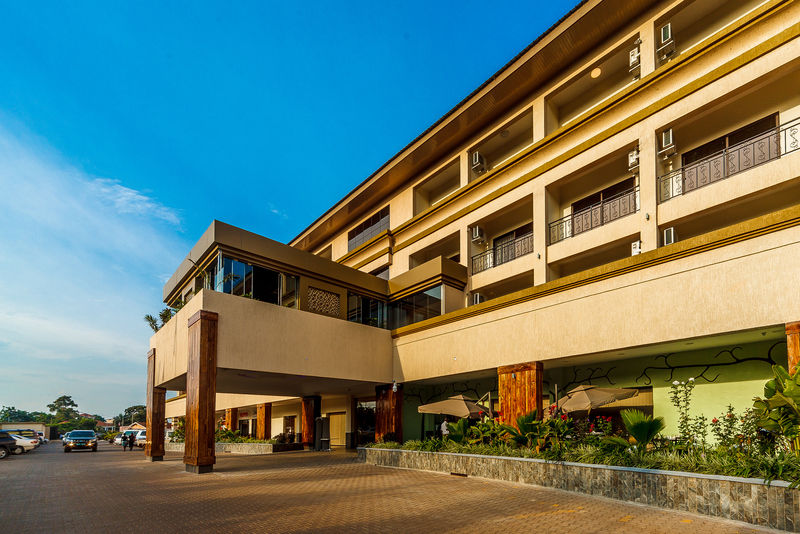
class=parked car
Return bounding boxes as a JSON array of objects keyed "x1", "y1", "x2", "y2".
[
  {"x1": 4, "y1": 429, "x2": 40, "y2": 444},
  {"x1": 64, "y1": 430, "x2": 97, "y2": 452},
  {"x1": 9, "y1": 434, "x2": 38, "y2": 454},
  {"x1": 117, "y1": 430, "x2": 139, "y2": 445},
  {"x1": 134, "y1": 430, "x2": 147, "y2": 448},
  {"x1": 36, "y1": 432, "x2": 48, "y2": 444},
  {"x1": 0, "y1": 431, "x2": 16, "y2": 459}
]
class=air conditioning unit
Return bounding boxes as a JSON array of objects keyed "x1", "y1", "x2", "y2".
[
  {"x1": 628, "y1": 148, "x2": 640, "y2": 172},
  {"x1": 471, "y1": 151, "x2": 487, "y2": 175},
  {"x1": 663, "y1": 227, "x2": 677, "y2": 246},
  {"x1": 471, "y1": 226, "x2": 485, "y2": 243},
  {"x1": 658, "y1": 128, "x2": 676, "y2": 158},
  {"x1": 657, "y1": 22, "x2": 676, "y2": 60},
  {"x1": 628, "y1": 46, "x2": 641, "y2": 72},
  {"x1": 631, "y1": 240, "x2": 642, "y2": 256},
  {"x1": 472, "y1": 293, "x2": 486, "y2": 306}
]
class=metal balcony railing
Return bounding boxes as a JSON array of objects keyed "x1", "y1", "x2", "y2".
[
  {"x1": 549, "y1": 186, "x2": 640, "y2": 245},
  {"x1": 471, "y1": 232, "x2": 534, "y2": 274},
  {"x1": 658, "y1": 118, "x2": 800, "y2": 203}
]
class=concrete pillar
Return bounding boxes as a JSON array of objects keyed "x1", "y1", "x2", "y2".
[
  {"x1": 256, "y1": 403, "x2": 272, "y2": 441},
  {"x1": 638, "y1": 21, "x2": 657, "y2": 79},
  {"x1": 638, "y1": 128, "x2": 659, "y2": 252},
  {"x1": 498, "y1": 361, "x2": 543, "y2": 425},
  {"x1": 533, "y1": 189, "x2": 556, "y2": 285},
  {"x1": 183, "y1": 310, "x2": 218, "y2": 474},
  {"x1": 787, "y1": 322, "x2": 800, "y2": 375},
  {"x1": 225, "y1": 408, "x2": 238, "y2": 432},
  {"x1": 145, "y1": 348, "x2": 165, "y2": 461},
  {"x1": 459, "y1": 150, "x2": 470, "y2": 187},
  {"x1": 301, "y1": 396, "x2": 321, "y2": 447},
  {"x1": 375, "y1": 384, "x2": 403, "y2": 442}
]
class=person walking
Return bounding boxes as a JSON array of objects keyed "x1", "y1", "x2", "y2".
[{"x1": 127, "y1": 433, "x2": 135, "y2": 451}]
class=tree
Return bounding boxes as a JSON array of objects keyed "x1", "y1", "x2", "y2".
[
  {"x1": 47, "y1": 395, "x2": 79, "y2": 421},
  {"x1": 115, "y1": 405, "x2": 147, "y2": 426},
  {"x1": 0, "y1": 406, "x2": 35, "y2": 422}
]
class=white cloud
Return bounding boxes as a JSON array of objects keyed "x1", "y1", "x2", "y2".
[{"x1": 0, "y1": 120, "x2": 189, "y2": 416}]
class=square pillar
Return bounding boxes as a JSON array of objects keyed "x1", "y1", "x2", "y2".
[
  {"x1": 184, "y1": 310, "x2": 218, "y2": 474},
  {"x1": 256, "y1": 403, "x2": 272, "y2": 441},
  {"x1": 498, "y1": 361, "x2": 543, "y2": 426},
  {"x1": 301, "y1": 396, "x2": 321, "y2": 447},
  {"x1": 787, "y1": 322, "x2": 800, "y2": 375},
  {"x1": 145, "y1": 348, "x2": 166, "y2": 461},
  {"x1": 225, "y1": 408, "x2": 238, "y2": 432},
  {"x1": 375, "y1": 384, "x2": 402, "y2": 442}
]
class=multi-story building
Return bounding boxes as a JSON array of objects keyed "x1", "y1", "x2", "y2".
[{"x1": 146, "y1": 0, "x2": 800, "y2": 472}]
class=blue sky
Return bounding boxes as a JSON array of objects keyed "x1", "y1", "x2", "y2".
[{"x1": 0, "y1": 1, "x2": 576, "y2": 418}]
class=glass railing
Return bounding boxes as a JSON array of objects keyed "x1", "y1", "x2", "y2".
[
  {"x1": 471, "y1": 233, "x2": 534, "y2": 274},
  {"x1": 549, "y1": 186, "x2": 640, "y2": 245},
  {"x1": 658, "y1": 118, "x2": 800, "y2": 203}
]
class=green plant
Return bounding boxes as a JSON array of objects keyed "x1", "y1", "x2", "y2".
[
  {"x1": 668, "y1": 377, "x2": 696, "y2": 443},
  {"x1": 710, "y1": 405, "x2": 739, "y2": 447},
  {"x1": 500, "y1": 411, "x2": 543, "y2": 448},
  {"x1": 620, "y1": 409, "x2": 665, "y2": 451},
  {"x1": 446, "y1": 418, "x2": 470, "y2": 444},
  {"x1": 753, "y1": 365, "x2": 800, "y2": 456},
  {"x1": 465, "y1": 419, "x2": 505, "y2": 445}
]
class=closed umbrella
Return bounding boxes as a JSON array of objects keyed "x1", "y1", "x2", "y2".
[
  {"x1": 557, "y1": 385, "x2": 639, "y2": 414},
  {"x1": 417, "y1": 395, "x2": 490, "y2": 419}
]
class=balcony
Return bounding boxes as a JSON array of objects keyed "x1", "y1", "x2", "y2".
[
  {"x1": 549, "y1": 186, "x2": 639, "y2": 244},
  {"x1": 658, "y1": 119, "x2": 800, "y2": 203},
  {"x1": 471, "y1": 232, "x2": 533, "y2": 274}
]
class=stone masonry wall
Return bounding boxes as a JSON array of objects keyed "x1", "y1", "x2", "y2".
[{"x1": 359, "y1": 448, "x2": 799, "y2": 532}]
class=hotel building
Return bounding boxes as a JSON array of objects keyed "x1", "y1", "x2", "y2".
[{"x1": 146, "y1": 0, "x2": 800, "y2": 472}]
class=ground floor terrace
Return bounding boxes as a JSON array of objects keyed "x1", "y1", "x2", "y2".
[{"x1": 0, "y1": 441, "x2": 776, "y2": 533}]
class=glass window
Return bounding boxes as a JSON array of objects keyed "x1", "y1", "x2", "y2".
[
  {"x1": 389, "y1": 285, "x2": 443, "y2": 329},
  {"x1": 347, "y1": 293, "x2": 388, "y2": 328},
  {"x1": 203, "y1": 254, "x2": 298, "y2": 309},
  {"x1": 348, "y1": 206, "x2": 390, "y2": 251},
  {"x1": 281, "y1": 274, "x2": 299, "y2": 308}
]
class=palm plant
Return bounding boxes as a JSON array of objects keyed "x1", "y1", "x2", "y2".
[
  {"x1": 446, "y1": 418, "x2": 470, "y2": 444},
  {"x1": 753, "y1": 365, "x2": 800, "y2": 455},
  {"x1": 621, "y1": 409, "x2": 665, "y2": 451}
]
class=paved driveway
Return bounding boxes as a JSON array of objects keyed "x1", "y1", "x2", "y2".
[{"x1": 1, "y1": 442, "x2": 777, "y2": 533}]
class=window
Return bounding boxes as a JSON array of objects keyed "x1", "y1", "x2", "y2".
[
  {"x1": 572, "y1": 177, "x2": 636, "y2": 214},
  {"x1": 348, "y1": 293, "x2": 388, "y2": 328},
  {"x1": 390, "y1": 285, "x2": 443, "y2": 329},
  {"x1": 682, "y1": 114, "x2": 779, "y2": 167},
  {"x1": 204, "y1": 254, "x2": 298, "y2": 308},
  {"x1": 348, "y1": 206, "x2": 389, "y2": 251}
]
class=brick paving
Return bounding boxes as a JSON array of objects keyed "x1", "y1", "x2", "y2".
[{"x1": 0, "y1": 442, "x2": 782, "y2": 533}]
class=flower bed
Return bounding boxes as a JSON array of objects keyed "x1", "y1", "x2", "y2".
[
  {"x1": 164, "y1": 442, "x2": 303, "y2": 455},
  {"x1": 359, "y1": 447, "x2": 799, "y2": 531}
]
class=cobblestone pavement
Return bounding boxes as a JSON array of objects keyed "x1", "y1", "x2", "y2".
[{"x1": 0, "y1": 442, "x2": 783, "y2": 533}]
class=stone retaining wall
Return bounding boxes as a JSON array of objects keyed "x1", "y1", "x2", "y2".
[
  {"x1": 358, "y1": 448, "x2": 798, "y2": 532},
  {"x1": 164, "y1": 442, "x2": 303, "y2": 455}
]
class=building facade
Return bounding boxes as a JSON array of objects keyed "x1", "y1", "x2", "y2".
[{"x1": 147, "y1": 0, "x2": 800, "y2": 472}]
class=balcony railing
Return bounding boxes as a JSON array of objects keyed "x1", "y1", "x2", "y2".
[
  {"x1": 472, "y1": 232, "x2": 534, "y2": 274},
  {"x1": 549, "y1": 186, "x2": 640, "y2": 245},
  {"x1": 658, "y1": 118, "x2": 800, "y2": 203}
]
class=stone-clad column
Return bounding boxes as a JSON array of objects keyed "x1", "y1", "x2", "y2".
[
  {"x1": 498, "y1": 361, "x2": 543, "y2": 425},
  {"x1": 145, "y1": 348, "x2": 166, "y2": 461},
  {"x1": 256, "y1": 403, "x2": 272, "y2": 441},
  {"x1": 375, "y1": 384, "x2": 402, "y2": 442},
  {"x1": 787, "y1": 322, "x2": 800, "y2": 375},
  {"x1": 184, "y1": 310, "x2": 218, "y2": 474}
]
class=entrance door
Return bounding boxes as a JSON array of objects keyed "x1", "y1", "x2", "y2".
[{"x1": 328, "y1": 412, "x2": 346, "y2": 446}]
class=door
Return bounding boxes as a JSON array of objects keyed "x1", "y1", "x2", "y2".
[{"x1": 328, "y1": 412, "x2": 346, "y2": 446}]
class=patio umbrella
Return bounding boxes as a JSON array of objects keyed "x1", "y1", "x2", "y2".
[
  {"x1": 557, "y1": 385, "x2": 639, "y2": 413},
  {"x1": 417, "y1": 395, "x2": 490, "y2": 419}
]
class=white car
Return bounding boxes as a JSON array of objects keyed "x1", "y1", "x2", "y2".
[
  {"x1": 10, "y1": 434, "x2": 39, "y2": 454},
  {"x1": 134, "y1": 430, "x2": 147, "y2": 447}
]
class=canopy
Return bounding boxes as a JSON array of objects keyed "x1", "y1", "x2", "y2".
[
  {"x1": 557, "y1": 385, "x2": 639, "y2": 413},
  {"x1": 417, "y1": 395, "x2": 490, "y2": 419}
]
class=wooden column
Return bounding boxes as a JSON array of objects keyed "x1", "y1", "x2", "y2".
[
  {"x1": 256, "y1": 403, "x2": 272, "y2": 441},
  {"x1": 787, "y1": 322, "x2": 800, "y2": 376},
  {"x1": 145, "y1": 348, "x2": 166, "y2": 461},
  {"x1": 498, "y1": 361, "x2": 543, "y2": 426},
  {"x1": 184, "y1": 310, "x2": 218, "y2": 474},
  {"x1": 375, "y1": 384, "x2": 402, "y2": 442},
  {"x1": 225, "y1": 408, "x2": 238, "y2": 431},
  {"x1": 301, "y1": 396, "x2": 320, "y2": 447}
]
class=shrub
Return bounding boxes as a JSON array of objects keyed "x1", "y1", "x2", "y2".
[{"x1": 620, "y1": 409, "x2": 665, "y2": 451}]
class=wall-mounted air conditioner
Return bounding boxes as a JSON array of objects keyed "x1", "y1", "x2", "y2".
[
  {"x1": 658, "y1": 128, "x2": 676, "y2": 158},
  {"x1": 657, "y1": 22, "x2": 676, "y2": 60},
  {"x1": 471, "y1": 151, "x2": 487, "y2": 175},
  {"x1": 471, "y1": 226, "x2": 485, "y2": 243},
  {"x1": 628, "y1": 147, "x2": 640, "y2": 172},
  {"x1": 629, "y1": 46, "x2": 641, "y2": 72},
  {"x1": 472, "y1": 293, "x2": 486, "y2": 306},
  {"x1": 663, "y1": 227, "x2": 676, "y2": 246},
  {"x1": 631, "y1": 240, "x2": 642, "y2": 256}
]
